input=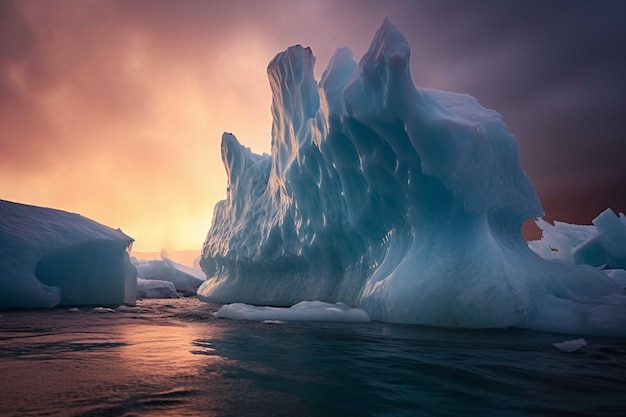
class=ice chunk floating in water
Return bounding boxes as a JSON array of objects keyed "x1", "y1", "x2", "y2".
[
  {"x1": 553, "y1": 338, "x2": 587, "y2": 353},
  {"x1": 214, "y1": 301, "x2": 371, "y2": 323},
  {"x1": 0, "y1": 199, "x2": 136, "y2": 309},
  {"x1": 198, "y1": 20, "x2": 626, "y2": 336}
]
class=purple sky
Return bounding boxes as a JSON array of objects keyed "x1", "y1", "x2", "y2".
[{"x1": 1, "y1": 0, "x2": 625, "y2": 249}]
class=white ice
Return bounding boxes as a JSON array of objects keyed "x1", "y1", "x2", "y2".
[
  {"x1": 553, "y1": 338, "x2": 587, "y2": 353},
  {"x1": 93, "y1": 307, "x2": 116, "y2": 313},
  {"x1": 116, "y1": 305, "x2": 140, "y2": 312},
  {"x1": 137, "y1": 278, "x2": 179, "y2": 299},
  {"x1": 198, "y1": 20, "x2": 626, "y2": 336},
  {"x1": 214, "y1": 301, "x2": 371, "y2": 323},
  {"x1": 0, "y1": 199, "x2": 137, "y2": 309}
]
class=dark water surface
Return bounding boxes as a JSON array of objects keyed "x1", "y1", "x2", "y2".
[{"x1": 1, "y1": 298, "x2": 625, "y2": 416}]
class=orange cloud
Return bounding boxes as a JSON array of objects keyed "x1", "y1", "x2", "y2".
[
  {"x1": 1, "y1": 0, "x2": 624, "y2": 252},
  {"x1": 0, "y1": 1, "x2": 279, "y2": 251}
]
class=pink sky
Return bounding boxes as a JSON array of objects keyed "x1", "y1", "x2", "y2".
[{"x1": 2, "y1": 0, "x2": 625, "y2": 251}]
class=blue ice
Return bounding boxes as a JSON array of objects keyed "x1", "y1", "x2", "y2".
[{"x1": 198, "y1": 20, "x2": 626, "y2": 336}]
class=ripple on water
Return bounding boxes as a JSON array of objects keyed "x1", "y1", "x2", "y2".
[{"x1": 1, "y1": 298, "x2": 625, "y2": 417}]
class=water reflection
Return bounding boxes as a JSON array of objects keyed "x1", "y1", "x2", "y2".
[
  {"x1": 2, "y1": 299, "x2": 626, "y2": 417},
  {"x1": 119, "y1": 321, "x2": 221, "y2": 373},
  {"x1": 198, "y1": 320, "x2": 626, "y2": 417},
  {"x1": 0, "y1": 299, "x2": 232, "y2": 417}
]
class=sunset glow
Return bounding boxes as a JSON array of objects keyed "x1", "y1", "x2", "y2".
[{"x1": 2, "y1": 0, "x2": 625, "y2": 251}]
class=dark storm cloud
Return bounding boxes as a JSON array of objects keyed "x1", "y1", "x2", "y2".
[
  {"x1": 371, "y1": 0, "x2": 626, "y2": 223},
  {"x1": 247, "y1": 0, "x2": 626, "y2": 222}
]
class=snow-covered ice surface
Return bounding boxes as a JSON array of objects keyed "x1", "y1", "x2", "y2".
[
  {"x1": 198, "y1": 20, "x2": 626, "y2": 336},
  {"x1": 0, "y1": 199, "x2": 137, "y2": 309},
  {"x1": 214, "y1": 301, "x2": 371, "y2": 323}
]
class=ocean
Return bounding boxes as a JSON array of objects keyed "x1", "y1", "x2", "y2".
[{"x1": 1, "y1": 298, "x2": 625, "y2": 416}]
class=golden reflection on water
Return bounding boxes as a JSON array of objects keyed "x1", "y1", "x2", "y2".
[
  {"x1": 119, "y1": 324, "x2": 199, "y2": 373},
  {"x1": 0, "y1": 300, "x2": 230, "y2": 416},
  {"x1": 119, "y1": 322, "x2": 220, "y2": 374}
]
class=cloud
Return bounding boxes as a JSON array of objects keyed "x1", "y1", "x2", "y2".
[{"x1": 1, "y1": 0, "x2": 624, "y2": 250}]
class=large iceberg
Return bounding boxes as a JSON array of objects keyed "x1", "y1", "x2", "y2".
[
  {"x1": 198, "y1": 20, "x2": 626, "y2": 336},
  {"x1": 0, "y1": 199, "x2": 137, "y2": 308}
]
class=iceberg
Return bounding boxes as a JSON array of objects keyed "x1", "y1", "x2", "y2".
[
  {"x1": 553, "y1": 338, "x2": 587, "y2": 353},
  {"x1": 198, "y1": 20, "x2": 626, "y2": 336},
  {"x1": 133, "y1": 256, "x2": 206, "y2": 296},
  {"x1": 0, "y1": 199, "x2": 136, "y2": 308},
  {"x1": 137, "y1": 278, "x2": 179, "y2": 299},
  {"x1": 529, "y1": 208, "x2": 626, "y2": 269}
]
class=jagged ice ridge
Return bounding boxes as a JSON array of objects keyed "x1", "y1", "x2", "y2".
[{"x1": 199, "y1": 20, "x2": 626, "y2": 336}]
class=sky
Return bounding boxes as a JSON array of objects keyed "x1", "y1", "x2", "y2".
[{"x1": 1, "y1": 0, "x2": 625, "y2": 251}]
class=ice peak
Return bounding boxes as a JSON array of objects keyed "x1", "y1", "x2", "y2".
[
  {"x1": 220, "y1": 132, "x2": 269, "y2": 211},
  {"x1": 360, "y1": 19, "x2": 411, "y2": 86},
  {"x1": 267, "y1": 44, "x2": 320, "y2": 177},
  {"x1": 363, "y1": 18, "x2": 410, "y2": 63},
  {"x1": 320, "y1": 47, "x2": 357, "y2": 113}
]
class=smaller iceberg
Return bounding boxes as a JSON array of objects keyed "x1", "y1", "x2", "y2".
[
  {"x1": 132, "y1": 255, "x2": 206, "y2": 296},
  {"x1": 0, "y1": 199, "x2": 136, "y2": 309},
  {"x1": 530, "y1": 208, "x2": 626, "y2": 270},
  {"x1": 214, "y1": 301, "x2": 371, "y2": 323},
  {"x1": 137, "y1": 278, "x2": 179, "y2": 299},
  {"x1": 553, "y1": 338, "x2": 587, "y2": 353},
  {"x1": 93, "y1": 307, "x2": 116, "y2": 313}
]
